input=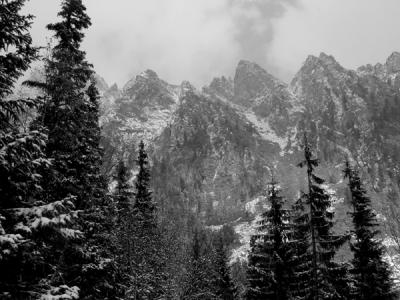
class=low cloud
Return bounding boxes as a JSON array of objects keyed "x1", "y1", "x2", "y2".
[{"x1": 24, "y1": 0, "x2": 299, "y2": 87}]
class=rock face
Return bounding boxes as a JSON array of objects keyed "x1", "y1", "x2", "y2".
[
  {"x1": 100, "y1": 70, "x2": 181, "y2": 172},
  {"x1": 101, "y1": 52, "x2": 400, "y2": 226},
  {"x1": 358, "y1": 51, "x2": 400, "y2": 92},
  {"x1": 292, "y1": 52, "x2": 400, "y2": 189}
]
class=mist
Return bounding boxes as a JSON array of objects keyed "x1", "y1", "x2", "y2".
[{"x1": 23, "y1": 0, "x2": 400, "y2": 87}]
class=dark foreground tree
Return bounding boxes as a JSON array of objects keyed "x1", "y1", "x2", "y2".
[
  {"x1": 128, "y1": 141, "x2": 166, "y2": 299},
  {"x1": 295, "y1": 135, "x2": 349, "y2": 299},
  {"x1": 245, "y1": 180, "x2": 294, "y2": 300},
  {"x1": 25, "y1": 0, "x2": 124, "y2": 298},
  {"x1": 213, "y1": 236, "x2": 237, "y2": 300},
  {"x1": 344, "y1": 161, "x2": 396, "y2": 300},
  {"x1": 0, "y1": 1, "x2": 81, "y2": 298},
  {"x1": 132, "y1": 140, "x2": 157, "y2": 230},
  {"x1": 181, "y1": 228, "x2": 218, "y2": 300}
]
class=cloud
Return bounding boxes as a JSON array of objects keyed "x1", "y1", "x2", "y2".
[
  {"x1": 228, "y1": 0, "x2": 299, "y2": 73},
  {"x1": 23, "y1": 0, "x2": 299, "y2": 87},
  {"x1": 268, "y1": 0, "x2": 400, "y2": 81}
]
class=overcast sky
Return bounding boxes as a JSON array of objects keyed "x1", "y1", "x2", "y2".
[{"x1": 23, "y1": 0, "x2": 400, "y2": 87}]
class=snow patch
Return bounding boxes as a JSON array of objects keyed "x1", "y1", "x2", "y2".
[
  {"x1": 230, "y1": 216, "x2": 261, "y2": 265},
  {"x1": 243, "y1": 110, "x2": 287, "y2": 151}
]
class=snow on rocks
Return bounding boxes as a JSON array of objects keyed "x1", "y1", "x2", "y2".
[
  {"x1": 229, "y1": 215, "x2": 261, "y2": 265},
  {"x1": 40, "y1": 285, "x2": 79, "y2": 300}
]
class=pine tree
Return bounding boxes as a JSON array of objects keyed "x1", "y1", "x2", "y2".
[
  {"x1": 115, "y1": 160, "x2": 133, "y2": 218},
  {"x1": 113, "y1": 159, "x2": 134, "y2": 294},
  {"x1": 25, "y1": 1, "x2": 124, "y2": 298},
  {"x1": 0, "y1": 1, "x2": 82, "y2": 298},
  {"x1": 295, "y1": 135, "x2": 348, "y2": 299},
  {"x1": 344, "y1": 161, "x2": 396, "y2": 300},
  {"x1": 181, "y1": 228, "x2": 218, "y2": 300},
  {"x1": 245, "y1": 180, "x2": 294, "y2": 300},
  {"x1": 291, "y1": 194, "x2": 314, "y2": 299},
  {"x1": 213, "y1": 236, "x2": 236, "y2": 300},
  {"x1": 128, "y1": 140, "x2": 164, "y2": 299},
  {"x1": 0, "y1": 0, "x2": 37, "y2": 98},
  {"x1": 29, "y1": 0, "x2": 94, "y2": 206},
  {"x1": 133, "y1": 140, "x2": 156, "y2": 230}
]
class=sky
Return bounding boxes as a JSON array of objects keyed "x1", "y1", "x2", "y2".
[{"x1": 23, "y1": 0, "x2": 400, "y2": 87}]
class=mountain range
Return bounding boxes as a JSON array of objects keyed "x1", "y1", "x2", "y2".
[{"x1": 97, "y1": 52, "x2": 400, "y2": 271}]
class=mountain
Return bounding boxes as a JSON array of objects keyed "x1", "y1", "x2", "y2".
[
  {"x1": 99, "y1": 52, "x2": 400, "y2": 275},
  {"x1": 292, "y1": 52, "x2": 400, "y2": 189},
  {"x1": 100, "y1": 69, "x2": 181, "y2": 173},
  {"x1": 358, "y1": 51, "x2": 400, "y2": 91},
  {"x1": 101, "y1": 51, "x2": 400, "y2": 211}
]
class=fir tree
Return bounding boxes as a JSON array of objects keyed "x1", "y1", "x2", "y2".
[
  {"x1": 295, "y1": 135, "x2": 348, "y2": 299},
  {"x1": 115, "y1": 160, "x2": 133, "y2": 218},
  {"x1": 213, "y1": 236, "x2": 237, "y2": 300},
  {"x1": 25, "y1": 1, "x2": 123, "y2": 298},
  {"x1": 133, "y1": 140, "x2": 156, "y2": 230},
  {"x1": 113, "y1": 159, "x2": 134, "y2": 293},
  {"x1": 0, "y1": 0, "x2": 37, "y2": 98},
  {"x1": 128, "y1": 140, "x2": 165, "y2": 299},
  {"x1": 245, "y1": 180, "x2": 294, "y2": 300},
  {"x1": 344, "y1": 161, "x2": 396, "y2": 300},
  {"x1": 0, "y1": 1, "x2": 81, "y2": 298},
  {"x1": 291, "y1": 194, "x2": 314, "y2": 299},
  {"x1": 181, "y1": 228, "x2": 217, "y2": 300},
  {"x1": 29, "y1": 0, "x2": 94, "y2": 206}
]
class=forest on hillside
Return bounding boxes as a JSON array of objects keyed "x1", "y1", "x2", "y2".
[{"x1": 1, "y1": 0, "x2": 400, "y2": 299}]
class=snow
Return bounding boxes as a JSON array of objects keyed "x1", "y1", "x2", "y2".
[
  {"x1": 123, "y1": 106, "x2": 176, "y2": 143},
  {"x1": 14, "y1": 222, "x2": 32, "y2": 234},
  {"x1": 59, "y1": 228, "x2": 83, "y2": 239},
  {"x1": 243, "y1": 110, "x2": 287, "y2": 151},
  {"x1": 6, "y1": 197, "x2": 79, "y2": 240},
  {"x1": 230, "y1": 216, "x2": 261, "y2": 265},
  {"x1": 0, "y1": 234, "x2": 24, "y2": 250},
  {"x1": 245, "y1": 196, "x2": 268, "y2": 215},
  {"x1": 206, "y1": 224, "x2": 224, "y2": 232},
  {"x1": 40, "y1": 285, "x2": 79, "y2": 300},
  {"x1": 383, "y1": 237, "x2": 400, "y2": 287}
]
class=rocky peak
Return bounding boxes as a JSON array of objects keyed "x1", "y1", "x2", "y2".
[
  {"x1": 386, "y1": 51, "x2": 400, "y2": 73},
  {"x1": 103, "y1": 83, "x2": 121, "y2": 100},
  {"x1": 233, "y1": 60, "x2": 280, "y2": 105},
  {"x1": 108, "y1": 83, "x2": 119, "y2": 92},
  {"x1": 138, "y1": 69, "x2": 159, "y2": 79},
  {"x1": 180, "y1": 80, "x2": 196, "y2": 96},
  {"x1": 301, "y1": 53, "x2": 338, "y2": 69},
  {"x1": 202, "y1": 76, "x2": 234, "y2": 101},
  {"x1": 291, "y1": 52, "x2": 349, "y2": 92},
  {"x1": 318, "y1": 52, "x2": 338, "y2": 65},
  {"x1": 122, "y1": 69, "x2": 160, "y2": 93}
]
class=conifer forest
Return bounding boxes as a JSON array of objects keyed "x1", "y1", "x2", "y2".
[{"x1": 2, "y1": 0, "x2": 400, "y2": 299}]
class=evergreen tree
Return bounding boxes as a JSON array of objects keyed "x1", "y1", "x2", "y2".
[
  {"x1": 291, "y1": 193, "x2": 314, "y2": 299},
  {"x1": 133, "y1": 140, "x2": 156, "y2": 230},
  {"x1": 344, "y1": 161, "x2": 396, "y2": 300},
  {"x1": 0, "y1": 0, "x2": 37, "y2": 98},
  {"x1": 0, "y1": 1, "x2": 82, "y2": 298},
  {"x1": 29, "y1": 0, "x2": 94, "y2": 206},
  {"x1": 295, "y1": 135, "x2": 348, "y2": 299},
  {"x1": 25, "y1": 1, "x2": 124, "y2": 298},
  {"x1": 245, "y1": 180, "x2": 294, "y2": 300},
  {"x1": 181, "y1": 228, "x2": 218, "y2": 300},
  {"x1": 115, "y1": 160, "x2": 133, "y2": 218},
  {"x1": 128, "y1": 140, "x2": 164, "y2": 299},
  {"x1": 213, "y1": 236, "x2": 236, "y2": 300},
  {"x1": 112, "y1": 159, "x2": 134, "y2": 295}
]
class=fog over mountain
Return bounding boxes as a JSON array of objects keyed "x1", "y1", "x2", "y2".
[{"x1": 24, "y1": 0, "x2": 400, "y2": 86}]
